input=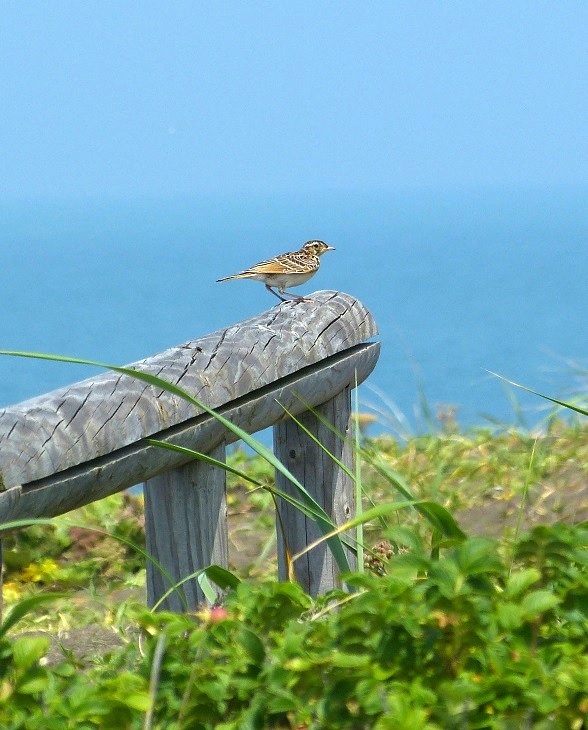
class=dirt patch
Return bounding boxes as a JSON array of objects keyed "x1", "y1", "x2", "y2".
[{"x1": 456, "y1": 465, "x2": 588, "y2": 538}]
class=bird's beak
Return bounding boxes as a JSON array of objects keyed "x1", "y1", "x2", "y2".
[{"x1": 326, "y1": 245, "x2": 336, "y2": 251}]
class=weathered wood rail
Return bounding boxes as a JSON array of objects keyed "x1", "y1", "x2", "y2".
[{"x1": 0, "y1": 291, "x2": 379, "y2": 612}]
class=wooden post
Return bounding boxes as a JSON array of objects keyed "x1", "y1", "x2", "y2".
[
  {"x1": 274, "y1": 387, "x2": 356, "y2": 596},
  {"x1": 144, "y1": 443, "x2": 228, "y2": 611},
  {"x1": 0, "y1": 292, "x2": 380, "y2": 613}
]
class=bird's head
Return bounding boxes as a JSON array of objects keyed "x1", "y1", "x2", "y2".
[{"x1": 302, "y1": 240, "x2": 336, "y2": 257}]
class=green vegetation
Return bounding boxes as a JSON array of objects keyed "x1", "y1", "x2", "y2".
[
  {"x1": 2, "y1": 524, "x2": 587, "y2": 729},
  {"x1": 0, "y1": 415, "x2": 587, "y2": 728}
]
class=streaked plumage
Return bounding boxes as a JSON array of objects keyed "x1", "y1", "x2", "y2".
[{"x1": 217, "y1": 240, "x2": 335, "y2": 302}]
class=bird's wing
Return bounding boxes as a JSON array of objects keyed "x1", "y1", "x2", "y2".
[
  {"x1": 247, "y1": 258, "x2": 291, "y2": 274},
  {"x1": 217, "y1": 257, "x2": 288, "y2": 280},
  {"x1": 249, "y1": 252, "x2": 313, "y2": 275}
]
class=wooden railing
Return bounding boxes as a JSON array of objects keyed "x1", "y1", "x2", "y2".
[{"x1": 0, "y1": 291, "x2": 379, "y2": 612}]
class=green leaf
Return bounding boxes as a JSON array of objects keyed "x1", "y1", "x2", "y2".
[
  {"x1": 330, "y1": 651, "x2": 371, "y2": 668},
  {"x1": 385, "y1": 526, "x2": 427, "y2": 554},
  {"x1": 504, "y1": 568, "x2": 542, "y2": 599},
  {"x1": 521, "y1": 590, "x2": 560, "y2": 618},
  {"x1": 12, "y1": 636, "x2": 50, "y2": 669},
  {"x1": 119, "y1": 692, "x2": 151, "y2": 712},
  {"x1": 429, "y1": 561, "x2": 463, "y2": 599},
  {"x1": 203, "y1": 564, "x2": 241, "y2": 591},
  {"x1": 237, "y1": 628, "x2": 265, "y2": 664},
  {"x1": 266, "y1": 690, "x2": 298, "y2": 713},
  {"x1": 497, "y1": 601, "x2": 525, "y2": 630},
  {"x1": 197, "y1": 572, "x2": 220, "y2": 603},
  {"x1": 16, "y1": 674, "x2": 49, "y2": 694},
  {"x1": 103, "y1": 671, "x2": 150, "y2": 710},
  {"x1": 454, "y1": 537, "x2": 503, "y2": 576}
]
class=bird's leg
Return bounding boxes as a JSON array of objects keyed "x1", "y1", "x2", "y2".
[
  {"x1": 265, "y1": 284, "x2": 288, "y2": 302},
  {"x1": 281, "y1": 290, "x2": 316, "y2": 304}
]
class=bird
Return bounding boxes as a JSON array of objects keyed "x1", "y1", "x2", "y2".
[{"x1": 216, "y1": 240, "x2": 335, "y2": 303}]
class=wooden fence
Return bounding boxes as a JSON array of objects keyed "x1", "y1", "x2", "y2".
[{"x1": 0, "y1": 291, "x2": 379, "y2": 613}]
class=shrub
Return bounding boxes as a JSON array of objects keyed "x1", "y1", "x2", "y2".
[{"x1": 1, "y1": 523, "x2": 586, "y2": 729}]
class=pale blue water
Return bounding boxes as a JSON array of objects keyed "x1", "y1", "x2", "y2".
[{"x1": 1, "y1": 187, "x2": 587, "y2": 433}]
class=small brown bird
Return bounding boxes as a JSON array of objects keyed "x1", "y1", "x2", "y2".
[{"x1": 217, "y1": 240, "x2": 335, "y2": 302}]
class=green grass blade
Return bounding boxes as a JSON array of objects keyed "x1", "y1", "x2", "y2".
[
  {"x1": 362, "y1": 455, "x2": 466, "y2": 540},
  {"x1": 148, "y1": 439, "x2": 340, "y2": 525},
  {"x1": 353, "y1": 375, "x2": 364, "y2": 572},
  {"x1": 150, "y1": 564, "x2": 241, "y2": 611},
  {"x1": 275, "y1": 400, "x2": 355, "y2": 480},
  {"x1": 291, "y1": 500, "x2": 427, "y2": 564},
  {"x1": 487, "y1": 370, "x2": 588, "y2": 417},
  {"x1": 509, "y1": 438, "x2": 538, "y2": 577},
  {"x1": 151, "y1": 566, "x2": 237, "y2": 612},
  {"x1": 282, "y1": 392, "x2": 386, "y2": 529},
  {"x1": 146, "y1": 440, "x2": 266, "y2": 487}
]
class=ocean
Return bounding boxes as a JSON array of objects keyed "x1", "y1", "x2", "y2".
[{"x1": 1, "y1": 187, "x2": 587, "y2": 435}]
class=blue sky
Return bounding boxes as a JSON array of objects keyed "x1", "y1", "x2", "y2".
[{"x1": 1, "y1": 1, "x2": 587, "y2": 198}]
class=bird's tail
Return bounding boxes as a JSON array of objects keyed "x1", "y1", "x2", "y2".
[{"x1": 216, "y1": 272, "x2": 248, "y2": 282}]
